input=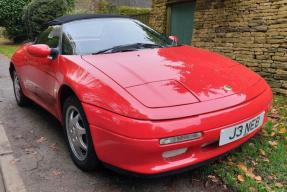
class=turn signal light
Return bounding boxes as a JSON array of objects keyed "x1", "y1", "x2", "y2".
[{"x1": 159, "y1": 132, "x2": 202, "y2": 145}]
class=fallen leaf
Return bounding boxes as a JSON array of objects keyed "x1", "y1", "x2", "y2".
[
  {"x1": 24, "y1": 148, "x2": 34, "y2": 154},
  {"x1": 52, "y1": 170, "x2": 62, "y2": 176},
  {"x1": 208, "y1": 175, "x2": 219, "y2": 183},
  {"x1": 278, "y1": 128, "x2": 287, "y2": 134},
  {"x1": 254, "y1": 176, "x2": 262, "y2": 182},
  {"x1": 268, "y1": 113, "x2": 280, "y2": 120},
  {"x1": 237, "y1": 175, "x2": 245, "y2": 182},
  {"x1": 10, "y1": 158, "x2": 20, "y2": 165},
  {"x1": 227, "y1": 161, "x2": 235, "y2": 166},
  {"x1": 246, "y1": 168, "x2": 256, "y2": 178},
  {"x1": 259, "y1": 149, "x2": 266, "y2": 156},
  {"x1": 272, "y1": 124, "x2": 280, "y2": 130},
  {"x1": 249, "y1": 187, "x2": 257, "y2": 192},
  {"x1": 268, "y1": 141, "x2": 278, "y2": 147},
  {"x1": 261, "y1": 130, "x2": 269, "y2": 137},
  {"x1": 251, "y1": 160, "x2": 257, "y2": 166},
  {"x1": 237, "y1": 163, "x2": 258, "y2": 179},
  {"x1": 36, "y1": 137, "x2": 47, "y2": 144},
  {"x1": 275, "y1": 183, "x2": 283, "y2": 188},
  {"x1": 227, "y1": 157, "x2": 235, "y2": 162},
  {"x1": 270, "y1": 108, "x2": 277, "y2": 113},
  {"x1": 249, "y1": 143, "x2": 255, "y2": 148},
  {"x1": 237, "y1": 163, "x2": 248, "y2": 172},
  {"x1": 50, "y1": 143, "x2": 58, "y2": 151},
  {"x1": 270, "y1": 132, "x2": 276, "y2": 136}
]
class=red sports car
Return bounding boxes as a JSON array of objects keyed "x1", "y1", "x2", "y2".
[{"x1": 10, "y1": 14, "x2": 273, "y2": 176}]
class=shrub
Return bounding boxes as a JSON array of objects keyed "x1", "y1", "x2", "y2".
[
  {"x1": 0, "y1": 0, "x2": 30, "y2": 42},
  {"x1": 97, "y1": 0, "x2": 118, "y2": 14},
  {"x1": 118, "y1": 6, "x2": 150, "y2": 16},
  {"x1": 0, "y1": 27, "x2": 4, "y2": 37},
  {"x1": 96, "y1": 0, "x2": 151, "y2": 16},
  {"x1": 66, "y1": 0, "x2": 75, "y2": 10},
  {"x1": 23, "y1": 0, "x2": 69, "y2": 40}
]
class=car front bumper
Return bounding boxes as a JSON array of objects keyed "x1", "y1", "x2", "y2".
[{"x1": 82, "y1": 87, "x2": 272, "y2": 175}]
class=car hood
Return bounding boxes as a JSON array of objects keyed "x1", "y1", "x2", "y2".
[{"x1": 82, "y1": 46, "x2": 262, "y2": 108}]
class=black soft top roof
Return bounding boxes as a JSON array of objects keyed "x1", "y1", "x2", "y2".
[{"x1": 48, "y1": 14, "x2": 129, "y2": 26}]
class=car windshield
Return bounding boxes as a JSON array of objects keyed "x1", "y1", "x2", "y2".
[{"x1": 62, "y1": 18, "x2": 173, "y2": 55}]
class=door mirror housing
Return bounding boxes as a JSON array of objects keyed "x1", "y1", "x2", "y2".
[
  {"x1": 49, "y1": 48, "x2": 59, "y2": 60},
  {"x1": 169, "y1": 36, "x2": 179, "y2": 45},
  {"x1": 27, "y1": 44, "x2": 51, "y2": 58}
]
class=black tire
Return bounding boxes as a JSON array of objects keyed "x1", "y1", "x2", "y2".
[
  {"x1": 63, "y1": 95, "x2": 100, "y2": 171},
  {"x1": 12, "y1": 70, "x2": 29, "y2": 107}
]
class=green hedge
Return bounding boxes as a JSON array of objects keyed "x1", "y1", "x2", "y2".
[
  {"x1": 0, "y1": 0, "x2": 74, "y2": 42},
  {"x1": 0, "y1": 0, "x2": 147, "y2": 42},
  {"x1": 66, "y1": 0, "x2": 75, "y2": 10},
  {"x1": 97, "y1": 0, "x2": 151, "y2": 16},
  {"x1": 0, "y1": 0, "x2": 30, "y2": 42},
  {"x1": 23, "y1": 0, "x2": 69, "y2": 40},
  {"x1": 118, "y1": 6, "x2": 150, "y2": 16}
]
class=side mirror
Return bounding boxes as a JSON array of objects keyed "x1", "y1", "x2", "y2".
[
  {"x1": 49, "y1": 48, "x2": 59, "y2": 60},
  {"x1": 169, "y1": 36, "x2": 179, "y2": 45},
  {"x1": 27, "y1": 44, "x2": 51, "y2": 58}
]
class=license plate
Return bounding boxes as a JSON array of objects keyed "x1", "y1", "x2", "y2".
[{"x1": 219, "y1": 112, "x2": 265, "y2": 146}]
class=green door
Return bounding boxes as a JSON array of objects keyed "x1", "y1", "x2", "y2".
[{"x1": 170, "y1": 1, "x2": 196, "y2": 45}]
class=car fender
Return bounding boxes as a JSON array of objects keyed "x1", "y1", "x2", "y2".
[{"x1": 58, "y1": 56, "x2": 148, "y2": 121}]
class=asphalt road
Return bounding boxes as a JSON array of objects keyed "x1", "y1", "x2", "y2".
[
  {"x1": 0, "y1": 172, "x2": 4, "y2": 192},
  {"x1": 0, "y1": 54, "x2": 229, "y2": 192}
]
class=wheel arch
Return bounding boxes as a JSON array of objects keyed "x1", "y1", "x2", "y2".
[
  {"x1": 58, "y1": 84, "x2": 80, "y2": 122},
  {"x1": 9, "y1": 62, "x2": 15, "y2": 79}
]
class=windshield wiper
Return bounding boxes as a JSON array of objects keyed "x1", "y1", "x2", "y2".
[{"x1": 93, "y1": 43, "x2": 163, "y2": 55}]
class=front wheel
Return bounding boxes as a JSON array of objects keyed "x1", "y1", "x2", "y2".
[
  {"x1": 12, "y1": 70, "x2": 29, "y2": 106},
  {"x1": 63, "y1": 95, "x2": 100, "y2": 171}
]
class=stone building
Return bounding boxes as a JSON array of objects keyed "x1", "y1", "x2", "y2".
[{"x1": 150, "y1": 0, "x2": 287, "y2": 94}]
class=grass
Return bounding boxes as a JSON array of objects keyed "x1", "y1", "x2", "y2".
[
  {"x1": 0, "y1": 37, "x2": 20, "y2": 58},
  {"x1": 204, "y1": 95, "x2": 287, "y2": 192}
]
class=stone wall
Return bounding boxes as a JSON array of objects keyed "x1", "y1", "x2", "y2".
[
  {"x1": 150, "y1": 0, "x2": 287, "y2": 94},
  {"x1": 150, "y1": 0, "x2": 167, "y2": 32}
]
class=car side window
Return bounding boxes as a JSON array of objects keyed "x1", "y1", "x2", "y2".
[
  {"x1": 62, "y1": 34, "x2": 74, "y2": 55},
  {"x1": 36, "y1": 26, "x2": 61, "y2": 48}
]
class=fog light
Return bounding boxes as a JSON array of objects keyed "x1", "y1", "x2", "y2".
[
  {"x1": 159, "y1": 132, "x2": 202, "y2": 145},
  {"x1": 162, "y1": 148, "x2": 188, "y2": 158}
]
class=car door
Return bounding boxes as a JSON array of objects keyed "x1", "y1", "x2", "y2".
[
  {"x1": 24, "y1": 26, "x2": 61, "y2": 115},
  {"x1": 169, "y1": 1, "x2": 196, "y2": 45}
]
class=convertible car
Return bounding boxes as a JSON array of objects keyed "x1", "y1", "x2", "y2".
[{"x1": 10, "y1": 14, "x2": 272, "y2": 176}]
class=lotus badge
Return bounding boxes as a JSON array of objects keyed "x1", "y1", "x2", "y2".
[{"x1": 223, "y1": 85, "x2": 232, "y2": 91}]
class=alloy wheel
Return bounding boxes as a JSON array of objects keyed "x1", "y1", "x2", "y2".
[
  {"x1": 65, "y1": 106, "x2": 88, "y2": 161},
  {"x1": 13, "y1": 72, "x2": 21, "y2": 102}
]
